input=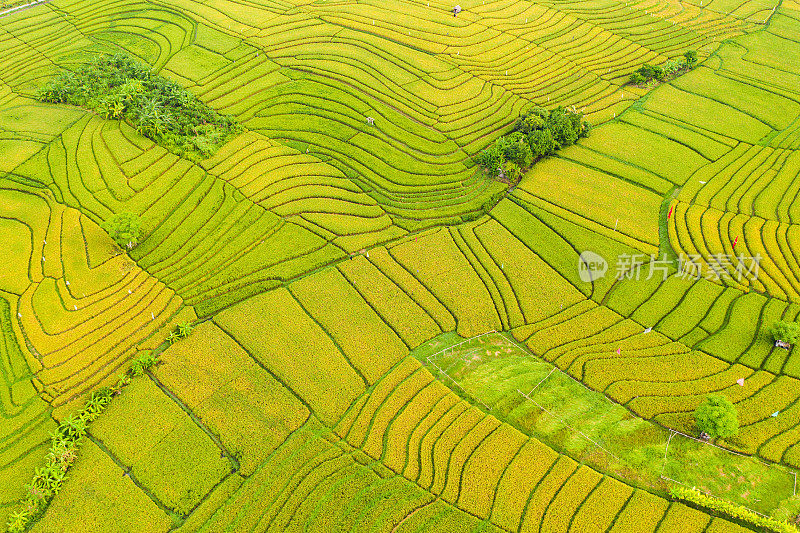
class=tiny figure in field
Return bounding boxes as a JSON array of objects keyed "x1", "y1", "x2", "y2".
[
  {"x1": 366, "y1": 116, "x2": 375, "y2": 125},
  {"x1": 453, "y1": 5, "x2": 461, "y2": 16}
]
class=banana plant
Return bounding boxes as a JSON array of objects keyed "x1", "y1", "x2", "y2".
[{"x1": 6, "y1": 509, "x2": 30, "y2": 533}]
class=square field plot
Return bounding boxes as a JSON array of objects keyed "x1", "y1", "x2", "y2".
[
  {"x1": 90, "y1": 378, "x2": 233, "y2": 515},
  {"x1": 30, "y1": 440, "x2": 172, "y2": 533},
  {"x1": 154, "y1": 320, "x2": 310, "y2": 476}
]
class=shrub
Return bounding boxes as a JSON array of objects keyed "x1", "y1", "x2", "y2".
[
  {"x1": 661, "y1": 59, "x2": 684, "y2": 78},
  {"x1": 629, "y1": 51, "x2": 696, "y2": 85},
  {"x1": 167, "y1": 322, "x2": 195, "y2": 344},
  {"x1": 694, "y1": 394, "x2": 738, "y2": 439},
  {"x1": 514, "y1": 110, "x2": 547, "y2": 134},
  {"x1": 684, "y1": 50, "x2": 699, "y2": 68},
  {"x1": 503, "y1": 160, "x2": 521, "y2": 183},
  {"x1": 497, "y1": 131, "x2": 533, "y2": 167},
  {"x1": 130, "y1": 351, "x2": 158, "y2": 377},
  {"x1": 101, "y1": 212, "x2": 142, "y2": 249},
  {"x1": 770, "y1": 320, "x2": 800, "y2": 344},
  {"x1": 474, "y1": 143, "x2": 504, "y2": 177},
  {"x1": 474, "y1": 107, "x2": 588, "y2": 179},
  {"x1": 629, "y1": 72, "x2": 647, "y2": 85},
  {"x1": 528, "y1": 127, "x2": 558, "y2": 158}
]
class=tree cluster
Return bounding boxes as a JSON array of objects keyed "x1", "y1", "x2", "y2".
[
  {"x1": 629, "y1": 50, "x2": 698, "y2": 85},
  {"x1": 474, "y1": 106, "x2": 590, "y2": 183},
  {"x1": 38, "y1": 53, "x2": 239, "y2": 161}
]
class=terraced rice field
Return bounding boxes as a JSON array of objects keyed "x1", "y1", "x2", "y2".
[{"x1": 0, "y1": 0, "x2": 799, "y2": 530}]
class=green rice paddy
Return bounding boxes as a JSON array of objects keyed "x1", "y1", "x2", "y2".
[{"x1": 0, "y1": 0, "x2": 799, "y2": 531}]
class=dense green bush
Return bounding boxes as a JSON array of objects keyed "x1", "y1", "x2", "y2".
[
  {"x1": 629, "y1": 51, "x2": 698, "y2": 85},
  {"x1": 38, "y1": 53, "x2": 239, "y2": 161},
  {"x1": 771, "y1": 320, "x2": 800, "y2": 344},
  {"x1": 670, "y1": 486, "x2": 798, "y2": 533},
  {"x1": 101, "y1": 212, "x2": 142, "y2": 250},
  {"x1": 694, "y1": 394, "x2": 739, "y2": 439},
  {"x1": 167, "y1": 322, "x2": 195, "y2": 345},
  {"x1": 474, "y1": 106, "x2": 589, "y2": 182}
]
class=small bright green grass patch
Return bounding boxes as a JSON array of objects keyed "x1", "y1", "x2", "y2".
[
  {"x1": 412, "y1": 331, "x2": 669, "y2": 489},
  {"x1": 663, "y1": 433, "x2": 796, "y2": 514},
  {"x1": 38, "y1": 54, "x2": 239, "y2": 161}
]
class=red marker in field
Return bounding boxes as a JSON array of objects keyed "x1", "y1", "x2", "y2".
[
  {"x1": 732, "y1": 236, "x2": 739, "y2": 248},
  {"x1": 616, "y1": 348, "x2": 621, "y2": 355},
  {"x1": 667, "y1": 205, "x2": 674, "y2": 219}
]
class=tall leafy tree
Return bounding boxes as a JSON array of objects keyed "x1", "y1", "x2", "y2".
[
  {"x1": 101, "y1": 212, "x2": 143, "y2": 250},
  {"x1": 694, "y1": 394, "x2": 739, "y2": 439}
]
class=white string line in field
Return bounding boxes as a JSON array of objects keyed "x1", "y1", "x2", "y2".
[
  {"x1": 507, "y1": 331, "x2": 800, "y2": 499},
  {"x1": 434, "y1": 331, "x2": 620, "y2": 459},
  {"x1": 425, "y1": 330, "x2": 509, "y2": 412},
  {"x1": 0, "y1": 0, "x2": 46, "y2": 17},
  {"x1": 427, "y1": 330, "x2": 497, "y2": 363},
  {"x1": 510, "y1": 331, "x2": 800, "y2": 505},
  {"x1": 659, "y1": 430, "x2": 678, "y2": 480},
  {"x1": 526, "y1": 367, "x2": 556, "y2": 397},
  {"x1": 426, "y1": 354, "x2": 492, "y2": 411},
  {"x1": 660, "y1": 473, "x2": 776, "y2": 520},
  {"x1": 660, "y1": 429, "x2": 797, "y2": 508},
  {"x1": 667, "y1": 426, "x2": 798, "y2": 491},
  {"x1": 517, "y1": 387, "x2": 621, "y2": 461}
]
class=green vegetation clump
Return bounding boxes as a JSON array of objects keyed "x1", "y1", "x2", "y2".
[
  {"x1": 101, "y1": 212, "x2": 142, "y2": 250},
  {"x1": 129, "y1": 351, "x2": 159, "y2": 377},
  {"x1": 629, "y1": 50, "x2": 698, "y2": 85},
  {"x1": 167, "y1": 322, "x2": 195, "y2": 345},
  {"x1": 474, "y1": 106, "x2": 589, "y2": 183},
  {"x1": 670, "y1": 486, "x2": 798, "y2": 533},
  {"x1": 771, "y1": 320, "x2": 800, "y2": 345},
  {"x1": 38, "y1": 53, "x2": 239, "y2": 161},
  {"x1": 694, "y1": 394, "x2": 739, "y2": 439}
]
